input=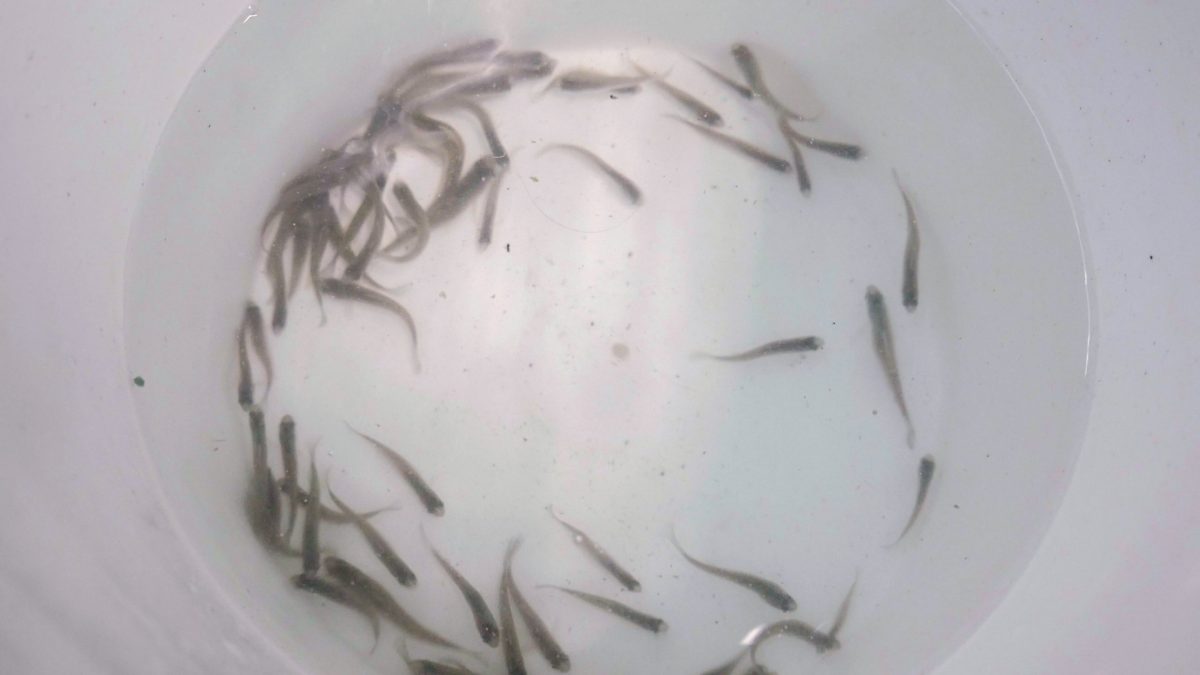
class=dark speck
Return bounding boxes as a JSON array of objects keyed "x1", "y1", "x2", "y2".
[{"x1": 133, "y1": 376, "x2": 145, "y2": 387}]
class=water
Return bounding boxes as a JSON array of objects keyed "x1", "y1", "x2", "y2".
[{"x1": 124, "y1": 2, "x2": 1092, "y2": 673}]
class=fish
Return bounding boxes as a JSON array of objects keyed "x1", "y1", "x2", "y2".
[
  {"x1": 426, "y1": 157, "x2": 501, "y2": 225},
  {"x1": 865, "y1": 285, "x2": 915, "y2": 447},
  {"x1": 743, "y1": 619, "x2": 838, "y2": 659},
  {"x1": 412, "y1": 112, "x2": 466, "y2": 199},
  {"x1": 343, "y1": 185, "x2": 386, "y2": 282},
  {"x1": 670, "y1": 530, "x2": 797, "y2": 612},
  {"x1": 493, "y1": 50, "x2": 556, "y2": 79},
  {"x1": 422, "y1": 527, "x2": 500, "y2": 647},
  {"x1": 689, "y1": 57, "x2": 755, "y2": 99},
  {"x1": 242, "y1": 303, "x2": 273, "y2": 394},
  {"x1": 287, "y1": 212, "x2": 311, "y2": 298},
  {"x1": 279, "y1": 416, "x2": 299, "y2": 539},
  {"x1": 782, "y1": 127, "x2": 863, "y2": 160},
  {"x1": 546, "y1": 506, "x2": 641, "y2": 591},
  {"x1": 539, "y1": 144, "x2": 642, "y2": 205},
  {"x1": 325, "y1": 556, "x2": 463, "y2": 650},
  {"x1": 301, "y1": 454, "x2": 321, "y2": 577},
  {"x1": 327, "y1": 482, "x2": 417, "y2": 587},
  {"x1": 778, "y1": 118, "x2": 812, "y2": 194},
  {"x1": 540, "y1": 586, "x2": 667, "y2": 634},
  {"x1": 632, "y1": 62, "x2": 724, "y2": 126},
  {"x1": 730, "y1": 44, "x2": 803, "y2": 120},
  {"x1": 236, "y1": 317, "x2": 254, "y2": 410},
  {"x1": 308, "y1": 220, "x2": 330, "y2": 320},
  {"x1": 279, "y1": 483, "x2": 393, "y2": 524},
  {"x1": 693, "y1": 336, "x2": 823, "y2": 362},
  {"x1": 318, "y1": 278, "x2": 420, "y2": 373},
  {"x1": 266, "y1": 223, "x2": 290, "y2": 333},
  {"x1": 248, "y1": 406, "x2": 268, "y2": 478},
  {"x1": 499, "y1": 539, "x2": 528, "y2": 675},
  {"x1": 245, "y1": 464, "x2": 287, "y2": 552},
  {"x1": 448, "y1": 98, "x2": 509, "y2": 166},
  {"x1": 669, "y1": 116, "x2": 791, "y2": 173},
  {"x1": 895, "y1": 171, "x2": 920, "y2": 312},
  {"x1": 381, "y1": 182, "x2": 431, "y2": 263},
  {"x1": 291, "y1": 574, "x2": 381, "y2": 646},
  {"x1": 348, "y1": 427, "x2": 443, "y2": 516},
  {"x1": 396, "y1": 639, "x2": 480, "y2": 675},
  {"x1": 818, "y1": 576, "x2": 857, "y2": 653},
  {"x1": 504, "y1": 540, "x2": 571, "y2": 672},
  {"x1": 390, "y1": 38, "x2": 500, "y2": 97},
  {"x1": 892, "y1": 455, "x2": 936, "y2": 544},
  {"x1": 548, "y1": 68, "x2": 648, "y2": 92},
  {"x1": 478, "y1": 170, "x2": 503, "y2": 249}
]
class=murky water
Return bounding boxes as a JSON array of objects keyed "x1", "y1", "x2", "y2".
[{"x1": 124, "y1": 1, "x2": 1092, "y2": 673}]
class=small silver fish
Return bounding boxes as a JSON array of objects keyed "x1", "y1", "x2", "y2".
[
  {"x1": 493, "y1": 50, "x2": 556, "y2": 79},
  {"x1": 549, "y1": 69, "x2": 648, "y2": 92},
  {"x1": 783, "y1": 127, "x2": 863, "y2": 160},
  {"x1": 327, "y1": 482, "x2": 417, "y2": 587},
  {"x1": 236, "y1": 319, "x2": 254, "y2": 410},
  {"x1": 743, "y1": 619, "x2": 837, "y2": 659},
  {"x1": 381, "y1": 182, "x2": 430, "y2": 263},
  {"x1": 248, "y1": 406, "x2": 267, "y2": 478},
  {"x1": 546, "y1": 506, "x2": 641, "y2": 592},
  {"x1": 242, "y1": 303, "x2": 273, "y2": 394},
  {"x1": 319, "y1": 278, "x2": 420, "y2": 373},
  {"x1": 671, "y1": 530, "x2": 797, "y2": 612},
  {"x1": 448, "y1": 98, "x2": 509, "y2": 166},
  {"x1": 892, "y1": 455, "x2": 935, "y2": 544},
  {"x1": 730, "y1": 44, "x2": 802, "y2": 120},
  {"x1": 865, "y1": 285, "x2": 915, "y2": 447},
  {"x1": 279, "y1": 416, "x2": 299, "y2": 539},
  {"x1": 689, "y1": 57, "x2": 755, "y2": 99},
  {"x1": 348, "y1": 427, "x2": 443, "y2": 515},
  {"x1": 478, "y1": 170, "x2": 504, "y2": 249},
  {"x1": 426, "y1": 157, "x2": 500, "y2": 225},
  {"x1": 325, "y1": 556, "x2": 462, "y2": 650},
  {"x1": 396, "y1": 639, "x2": 480, "y2": 675},
  {"x1": 817, "y1": 576, "x2": 857, "y2": 653},
  {"x1": 499, "y1": 539, "x2": 528, "y2": 675},
  {"x1": 895, "y1": 171, "x2": 920, "y2": 312},
  {"x1": 670, "y1": 116, "x2": 791, "y2": 173},
  {"x1": 423, "y1": 528, "x2": 500, "y2": 647},
  {"x1": 539, "y1": 144, "x2": 642, "y2": 205},
  {"x1": 778, "y1": 118, "x2": 812, "y2": 195},
  {"x1": 631, "y1": 62, "x2": 724, "y2": 127},
  {"x1": 504, "y1": 541, "x2": 571, "y2": 672},
  {"x1": 291, "y1": 574, "x2": 381, "y2": 646},
  {"x1": 412, "y1": 112, "x2": 466, "y2": 199},
  {"x1": 343, "y1": 185, "x2": 386, "y2": 282},
  {"x1": 540, "y1": 586, "x2": 667, "y2": 634},
  {"x1": 301, "y1": 454, "x2": 321, "y2": 577},
  {"x1": 266, "y1": 223, "x2": 290, "y2": 333},
  {"x1": 693, "y1": 336, "x2": 823, "y2": 362}
]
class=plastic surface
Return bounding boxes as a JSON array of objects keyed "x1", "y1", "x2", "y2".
[{"x1": 0, "y1": 1, "x2": 1197, "y2": 674}]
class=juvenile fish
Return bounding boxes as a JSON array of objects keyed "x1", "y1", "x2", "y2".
[
  {"x1": 671, "y1": 531, "x2": 797, "y2": 612},
  {"x1": 279, "y1": 416, "x2": 299, "y2": 539},
  {"x1": 343, "y1": 185, "x2": 386, "y2": 282},
  {"x1": 301, "y1": 454, "x2": 321, "y2": 577},
  {"x1": 546, "y1": 506, "x2": 641, "y2": 591},
  {"x1": 423, "y1": 528, "x2": 500, "y2": 646},
  {"x1": 448, "y1": 98, "x2": 509, "y2": 166},
  {"x1": 693, "y1": 336, "x2": 823, "y2": 362},
  {"x1": 287, "y1": 213, "x2": 311, "y2": 298},
  {"x1": 327, "y1": 483, "x2": 417, "y2": 587},
  {"x1": 396, "y1": 639, "x2": 480, "y2": 675},
  {"x1": 504, "y1": 540, "x2": 571, "y2": 672},
  {"x1": 248, "y1": 406, "x2": 268, "y2": 478},
  {"x1": 426, "y1": 157, "x2": 500, "y2": 225},
  {"x1": 325, "y1": 556, "x2": 462, "y2": 650},
  {"x1": 493, "y1": 50, "x2": 556, "y2": 79},
  {"x1": 381, "y1": 182, "x2": 431, "y2": 264},
  {"x1": 549, "y1": 69, "x2": 648, "y2": 92},
  {"x1": 499, "y1": 539, "x2": 528, "y2": 675},
  {"x1": 349, "y1": 427, "x2": 444, "y2": 516},
  {"x1": 539, "y1": 144, "x2": 642, "y2": 205},
  {"x1": 632, "y1": 63, "x2": 724, "y2": 126},
  {"x1": 670, "y1": 116, "x2": 791, "y2": 173},
  {"x1": 817, "y1": 576, "x2": 857, "y2": 653},
  {"x1": 319, "y1": 278, "x2": 420, "y2": 373},
  {"x1": 778, "y1": 118, "x2": 812, "y2": 194},
  {"x1": 236, "y1": 318, "x2": 254, "y2": 409},
  {"x1": 541, "y1": 586, "x2": 667, "y2": 634},
  {"x1": 412, "y1": 112, "x2": 466, "y2": 208},
  {"x1": 242, "y1": 303, "x2": 273, "y2": 394},
  {"x1": 892, "y1": 455, "x2": 935, "y2": 544},
  {"x1": 291, "y1": 574, "x2": 380, "y2": 646},
  {"x1": 266, "y1": 224, "x2": 290, "y2": 333},
  {"x1": 730, "y1": 44, "x2": 803, "y2": 120},
  {"x1": 783, "y1": 128, "x2": 863, "y2": 160},
  {"x1": 896, "y1": 171, "x2": 920, "y2": 312},
  {"x1": 743, "y1": 619, "x2": 838, "y2": 658},
  {"x1": 478, "y1": 170, "x2": 503, "y2": 249},
  {"x1": 280, "y1": 483, "x2": 392, "y2": 524},
  {"x1": 865, "y1": 285, "x2": 915, "y2": 447},
  {"x1": 689, "y1": 57, "x2": 755, "y2": 99},
  {"x1": 391, "y1": 38, "x2": 500, "y2": 97}
]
